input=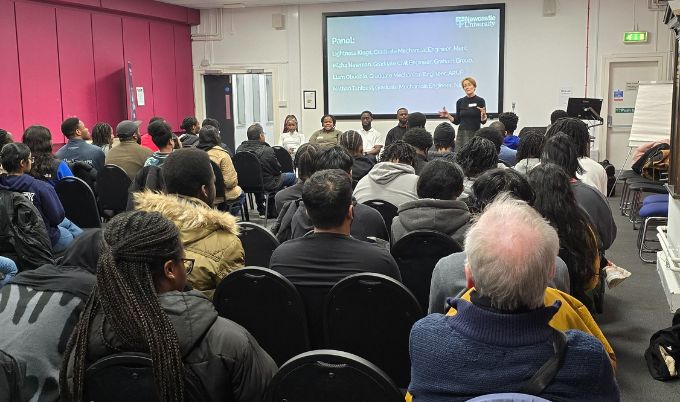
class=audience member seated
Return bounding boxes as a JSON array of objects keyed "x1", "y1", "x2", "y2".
[
  {"x1": 546, "y1": 117, "x2": 607, "y2": 195},
  {"x1": 0, "y1": 230, "x2": 101, "y2": 402},
  {"x1": 144, "y1": 120, "x2": 175, "y2": 167},
  {"x1": 0, "y1": 143, "x2": 82, "y2": 252},
  {"x1": 134, "y1": 148, "x2": 244, "y2": 298},
  {"x1": 354, "y1": 141, "x2": 419, "y2": 207},
  {"x1": 105, "y1": 120, "x2": 153, "y2": 180},
  {"x1": 279, "y1": 114, "x2": 306, "y2": 153},
  {"x1": 550, "y1": 109, "x2": 569, "y2": 125},
  {"x1": 275, "y1": 143, "x2": 320, "y2": 212},
  {"x1": 499, "y1": 111, "x2": 520, "y2": 150},
  {"x1": 236, "y1": 123, "x2": 297, "y2": 218},
  {"x1": 91, "y1": 122, "x2": 114, "y2": 155},
  {"x1": 385, "y1": 107, "x2": 409, "y2": 146},
  {"x1": 270, "y1": 169, "x2": 400, "y2": 285},
  {"x1": 0, "y1": 256, "x2": 17, "y2": 287},
  {"x1": 528, "y1": 163, "x2": 602, "y2": 308},
  {"x1": 455, "y1": 136, "x2": 498, "y2": 202},
  {"x1": 139, "y1": 116, "x2": 163, "y2": 152},
  {"x1": 513, "y1": 130, "x2": 544, "y2": 175},
  {"x1": 430, "y1": 168, "x2": 571, "y2": 314},
  {"x1": 403, "y1": 128, "x2": 433, "y2": 174},
  {"x1": 391, "y1": 159, "x2": 470, "y2": 245},
  {"x1": 478, "y1": 126, "x2": 516, "y2": 167},
  {"x1": 60, "y1": 211, "x2": 276, "y2": 401},
  {"x1": 56, "y1": 117, "x2": 105, "y2": 172},
  {"x1": 338, "y1": 130, "x2": 375, "y2": 188},
  {"x1": 0, "y1": 129, "x2": 13, "y2": 175},
  {"x1": 197, "y1": 126, "x2": 243, "y2": 208},
  {"x1": 407, "y1": 111, "x2": 427, "y2": 129},
  {"x1": 23, "y1": 125, "x2": 73, "y2": 186},
  {"x1": 308, "y1": 114, "x2": 343, "y2": 147},
  {"x1": 179, "y1": 116, "x2": 200, "y2": 148},
  {"x1": 408, "y1": 196, "x2": 620, "y2": 401},
  {"x1": 202, "y1": 118, "x2": 232, "y2": 155},
  {"x1": 430, "y1": 123, "x2": 456, "y2": 162}
]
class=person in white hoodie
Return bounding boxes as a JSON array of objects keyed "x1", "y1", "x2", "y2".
[{"x1": 353, "y1": 140, "x2": 419, "y2": 207}]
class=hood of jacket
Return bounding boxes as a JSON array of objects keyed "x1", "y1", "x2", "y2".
[
  {"x1": 397, "y1": 199, "x2": 471, "y2": 235},
  {"x1": 134, "y1": 191, "x2": 239, "y2": 244},
  {"x1": 367, "y1": 162, "x2": 416, "y2": 184},
  {"x1": 88, "y1": 291, "x2": 218, "y2": 360},
  {"x1": 0, "y1": 173, "x2": 38, "y2": 191}
]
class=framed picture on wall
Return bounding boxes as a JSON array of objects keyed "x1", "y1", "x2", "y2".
[{"x1": 303, "y1": 90, "x2": 316, "y2": 109}]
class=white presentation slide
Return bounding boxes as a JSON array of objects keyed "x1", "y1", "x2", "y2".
[{"x1": 324, "y1": 7, "x2": 503, "y2": 117}]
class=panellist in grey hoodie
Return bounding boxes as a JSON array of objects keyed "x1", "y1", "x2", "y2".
[{"x1": 353, "y1": 161, "x2": 418, "y2": 207}]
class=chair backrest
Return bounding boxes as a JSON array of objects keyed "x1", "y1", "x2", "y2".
[
  {"x1": 96, "y1": 164, "x2": 132, "y2": 214},
  {"x1": 518, "y1": 126, "x2": 547, "y2": 136},
  {"x1": 232, "y1": 151, "x2": 265, "y2": 193},
  {"x1": 273, "y1": 146, "x2": 294, "y2": 173},
  {"x1": 55, "y1": 176, "x2": 101, "y2": 228},
  {"x1": 84, "y1": 352, "x2": 205, "y2": 402},
  {"x1": 237, "y1": 222, "x2": 280, "y2": 267},
  {"x1": 324, "y1": 273, "x2": 422, "y2": 388},
  {"x1": 213, "y1": 267, "x2": 310, "y2": 365},
  {"x1": 391, "y1": 229, "x2": 462, "y2": 310},
  {"x1": 268, "y1": 350, "x2": 403, "y2": 402},
  {"x1": 362, "y1": 199, "x2": 398, "y2": 232},
  {"x1": 210, "y1": 160, "x2": 226, "y2": 199}
]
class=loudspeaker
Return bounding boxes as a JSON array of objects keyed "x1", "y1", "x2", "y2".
[
  {"x1": 543, "y1": 0, "x2": 557, "y2": 16},
  {"x1": 272, "y1": 13, "x2": 286, "y2": 30}
]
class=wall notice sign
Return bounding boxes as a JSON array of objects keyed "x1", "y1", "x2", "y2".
[
  {"x1": 613, "y1": 89, "x2": 624, "y2": 101},
  {"x1": 558, "y1": 87, "x2": 573, "y2": 108},
  {"x1": 626, "y1": 81, "x2": 639, "y2": 91},
  {"x1": 615, "y1": 107, "x2": 635, "y2": 113},
  {"x1": 136, "y1": 87, "x2": 145, "y2": 106}
]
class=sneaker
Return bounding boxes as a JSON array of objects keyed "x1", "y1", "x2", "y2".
[
  {"x1": 604, "y1": 263, "x2": 632, "y2": 289},
  {"x1": 258, "y1": 213, "x2": 267, "y2": 219}
]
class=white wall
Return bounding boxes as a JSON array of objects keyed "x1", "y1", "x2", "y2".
[{"x1": 192, "y1": 0, "x2": 672, "y2": 149}]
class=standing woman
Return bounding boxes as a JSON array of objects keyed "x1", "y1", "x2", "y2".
[
  {"x1": 22, "y1": 125, "x2": 73, "y2": 186},
  {"x1": 439, "y1": 77, "x2": 487, "y2": 150},
  {"x1": 308, "y1": 114, "x2": 343, "y2": 148},
  {"x1": 279, "y1": 114, "x2": 306, "y2": 154},
  {"x1": 91, "y1": 123, "x2": 114, "y2": 155}
]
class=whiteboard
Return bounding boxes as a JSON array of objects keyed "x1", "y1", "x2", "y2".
[{"x1": 628, "y1": 81, "x2": 673, "y2": 147}]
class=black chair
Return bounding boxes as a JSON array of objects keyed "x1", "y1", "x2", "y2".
[
  {"x1": 324, "y1": 273, "x2": 422, "y2": 388},
  {"x1": 517, "y1": 126, "x2": 547, "y2": 136},
  {"x1": 96, "y1": 164, "x2": 132, "y2": 220},
  {"x1": 84, "y1": 352, "x2": 205, "y2": 402},
  {"x1": 267, "y1": 350, "x2": 403, "y2": 402},
  {"x1": 233, "y1": 151, "x2": 276, "y2": 226},
  {"x1": 362, "y1": 199, "x2": 398, "y2": 236},
  {"x1": 237, "y1": 222, "x2": 280, "y2": 267},
  {"x1": 273, "y1": 146, "x2": 295, "y2": 173},
  {"x1": 211, "y1": 160, "x2": 245, "y2": 220},
  {"x1": 55, "y1": 176, "x2": 101, "y2": 228},
  {"x1": 391, "y1": 230, "x2": 462, "y2": 310},
  {"x1": 213, "y1": 267, "x2": 310, "y2": 366}
]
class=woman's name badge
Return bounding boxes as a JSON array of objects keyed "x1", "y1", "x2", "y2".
[{"x1": 468, "y1": 103, "x2": 478, "y2": 108}]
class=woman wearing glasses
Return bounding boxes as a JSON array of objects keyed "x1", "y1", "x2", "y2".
[{"x1": 60, "y1": 210, "x2": 277, "y2": 402}]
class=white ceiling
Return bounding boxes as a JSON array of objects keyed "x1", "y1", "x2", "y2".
[{"x1": 156, "y1": 0, "x2": 352, "y2": 9}]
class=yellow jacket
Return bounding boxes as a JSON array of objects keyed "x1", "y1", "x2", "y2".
[
  {"x1": 206, "y1": 146, "x2": 242, "y2": 202},
  {"x1": 134, "y1": 191, "x2": 244, "y2": 299}
]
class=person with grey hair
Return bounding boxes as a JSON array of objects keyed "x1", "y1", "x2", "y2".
[
  {"x1": 408, "y1": 196, "x2": 619, "y2": 401},
  {"x1": 236, "y1": 123, "x2": 296, "y2": 217}
]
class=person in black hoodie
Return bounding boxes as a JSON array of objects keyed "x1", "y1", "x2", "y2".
[
  {"x1": 61, "y1": 211, "x2": 276, "y2": 401},
  {"x1": 0, "y1": 229, "x2": 102, "y2": 402},
  {"x1": 0, "y1": 143, "x2": 82, "y2": 252},
  {"x1": 179, "y1": 116, "x2": 200, "y2": 148}
]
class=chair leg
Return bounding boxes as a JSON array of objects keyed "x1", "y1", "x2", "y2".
[
  {"x1": 639, "y1": 217, "x2": 667, "y2": 263},
  {"x1": 264, "y1": 194, "x2": 269, "y2": 227},
  {"x1": 243, "y1": 194, "x2": 250, "y2": 222}
]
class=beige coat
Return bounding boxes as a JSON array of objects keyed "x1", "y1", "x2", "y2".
[
  {"x1": 134, "y1": 191, "x2": 244, "y2": 298},
  {"x1": 206, "y1": 146, "x2": 242, "y2": 202}
]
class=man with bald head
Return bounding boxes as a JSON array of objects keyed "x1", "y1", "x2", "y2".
[{"x1": 408, "y1": 196, "x2": 619, "y2": 401}]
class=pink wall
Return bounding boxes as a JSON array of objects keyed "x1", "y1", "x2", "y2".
[{"x1": 1, "y1": 0, "x2": 198, "y2": 144}]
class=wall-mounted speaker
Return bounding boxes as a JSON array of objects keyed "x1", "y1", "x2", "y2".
[
  {"x1": 272, "y1": 13, "x2": 286, "y2": 30},
  {"x1": 543, "y1": 0, "x2": 557, "y2": 16}
]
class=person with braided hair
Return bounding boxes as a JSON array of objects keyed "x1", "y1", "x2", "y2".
[
  {"x1": 60, "y1": 210, "x2": 276, "y2": 402},
  {"x1": 339, "y1": 130, "x2": 374, "y2": 188},
  {"x1": 274, "y1": 142, "x2": 320, "y2": 212}
]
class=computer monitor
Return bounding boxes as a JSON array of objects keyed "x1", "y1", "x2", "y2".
[{"x1": 566, "y1": 98, "x2": 603, "y2": 121}]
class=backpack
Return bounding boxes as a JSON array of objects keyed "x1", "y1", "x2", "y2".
[
  {"x1": 641, "y1": 149, "x2": 671, "y2": 181},
  {"x1": 599, "y1": 159, "x2": 616, "y2": 196},
  {"x1": 632, "y1": 143, "x2": 670, "y2": 175},
  {"x1": 645, "y1": 309, "x2": 680, "y2": 380}
]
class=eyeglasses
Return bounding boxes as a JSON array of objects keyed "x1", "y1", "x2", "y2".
[{"x1": 181, "y1": 258, "x2": 195, "y2": 274}]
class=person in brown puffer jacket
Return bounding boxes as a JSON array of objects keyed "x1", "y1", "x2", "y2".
[{"x1": 133, "y1": 148, "x2": 244, "y2": 298}]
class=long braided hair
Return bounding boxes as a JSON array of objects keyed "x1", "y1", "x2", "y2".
[{"x1": 61, "y1": 211, "x2": 186, "y2": 402}]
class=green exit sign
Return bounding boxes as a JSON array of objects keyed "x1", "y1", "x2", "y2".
[{"x1": 624, "y1": 31, "x2": 649, "y2": 43}]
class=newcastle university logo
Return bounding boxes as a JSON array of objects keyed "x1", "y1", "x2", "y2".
[{"x1": 455, "y1": 15, "x2": 497, "y2": 28}]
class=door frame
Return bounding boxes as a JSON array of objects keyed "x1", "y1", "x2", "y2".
[
  {"x1": 598, "y1": 53, "x2": 668, "y2": 161},
  {"x1": 194, "y1": 63, "x2": 284, "y2": 143}
]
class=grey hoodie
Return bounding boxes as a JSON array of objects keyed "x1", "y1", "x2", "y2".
[
  {"x1": 353, "y1": 162, "x2": 419, "y2": 207},
  {"x1": 391, "y1": 199, "x2": 471, "y2": 245}
]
